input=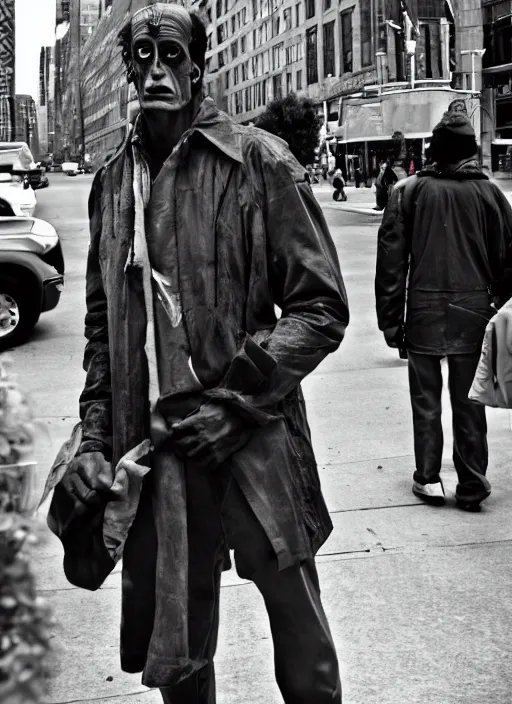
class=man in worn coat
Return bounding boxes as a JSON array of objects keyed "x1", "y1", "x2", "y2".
[
  {"x1": 59, "y1": 4, "x2": 348, "y2": 703},
  {"x1": 375, "y1": 112, "x2": 512, "y2": 511}
]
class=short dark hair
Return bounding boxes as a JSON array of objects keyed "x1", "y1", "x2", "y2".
[{"x1": 118, "y1": 10, "x2": 207, "y2": 92}]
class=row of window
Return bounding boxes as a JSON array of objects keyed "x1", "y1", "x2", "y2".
[
  {"x1": 229, "y1": 68, "x2": 304, "y2": 115},
  {"x1": 214, "y1": 6, "x2": 355, "y2": 84},
  {"x1": 216, "y1": 2, "x2": 303, "y2": 49},
  {"x1": 220, "y1": 36, "x2": 304, "y2": 91}
]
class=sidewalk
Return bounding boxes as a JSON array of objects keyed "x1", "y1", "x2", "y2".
[
  {"x1": 24, "y1": 183, "x2": 512, "y2": 704},
  {"x1": 312, "y1": 178, "x2": 512, "y2": 217},
  {"x1": 312, "y1": 182, "x2": 381, "y2": 216}
]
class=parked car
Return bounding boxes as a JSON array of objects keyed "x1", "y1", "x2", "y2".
[
  {"x1": 0, "y1": 212, "x2": 64, "y2": 349},
  {"x1": 0, "y1": 175, "x2": 36, "y2": 217},
  {"x1": 0, "y1": 143, "x2": 37, "y2": 216}
]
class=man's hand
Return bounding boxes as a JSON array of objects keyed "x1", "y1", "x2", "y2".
[
  {"x1": 383, "y1": 326, "x2": 402, "y2": 349},
  {"x1": 171, "y1": 402, "x2": 251, "y2": 471},
  {"x1": 57, "y1": 451, "x2": 113, "y2": 518}
]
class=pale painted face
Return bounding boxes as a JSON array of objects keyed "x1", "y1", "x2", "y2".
[{"x1": 130, "y1": 7, "x2": 199, "y2": 113}]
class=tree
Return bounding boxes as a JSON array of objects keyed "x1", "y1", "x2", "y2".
[{"x1": 254, "y1": 93, "x2": 322, "y2": 166}]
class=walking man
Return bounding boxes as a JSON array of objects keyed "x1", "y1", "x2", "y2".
[
  {"x1": 375, "y1": 112, "x2": 512, "y2": 511},
  {"x1": 57, "y1": 4, "x2": 348, "y2": 703}
]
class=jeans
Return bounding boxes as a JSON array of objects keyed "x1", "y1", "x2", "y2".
[
  {"x1": 160, "y1": 471, "x2": 342, "y2": 704},
  {"x1": 408, "y1": 351, "x2": 491, "y2": 501}
]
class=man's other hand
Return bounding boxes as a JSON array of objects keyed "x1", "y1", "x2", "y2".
[
  {"x1": 383, "y1": 326, "x2": 402, "y2": 348},
  {"x1": 58, "y1": 452, "x2": 113, "y2": 517},
  {"x1": 171, "y1": 403, "x2": 250, "y2": 471}
]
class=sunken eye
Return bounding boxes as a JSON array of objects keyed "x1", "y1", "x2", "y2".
[
  {"x1": 164, "y1": 45, "x2": 182, "y2": 62},
  {"x1": 136, "y1": 46, "x2": 152, "y2": 61}
]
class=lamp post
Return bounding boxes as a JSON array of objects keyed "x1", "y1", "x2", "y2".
[{"x1": 460, "y1": 49, "x2": 486, "y2": 92}]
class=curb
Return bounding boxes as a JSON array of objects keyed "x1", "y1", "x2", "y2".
[{"x1": 329, "y1": 203, "x2": 384, "y2": 216}]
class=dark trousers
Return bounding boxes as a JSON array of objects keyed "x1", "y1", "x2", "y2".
[
  {"x1": 160, "y1": 472, "x2": 342, "y2": 704},
  {"x1": 408, "y1": 351, "x2": 491, "y2": 500}
]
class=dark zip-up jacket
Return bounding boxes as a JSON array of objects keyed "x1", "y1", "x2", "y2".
[{"x1": 375, "y1": 160, "x2": 512, "y2": 354}]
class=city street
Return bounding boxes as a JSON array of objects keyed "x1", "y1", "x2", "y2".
[{"x1": 15, "y1": 173, "x2": 512, "y2": 704}]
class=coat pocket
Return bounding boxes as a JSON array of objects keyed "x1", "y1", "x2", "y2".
[{"x1": 446, "y1": 303, "x2": 494, "y2": 346}]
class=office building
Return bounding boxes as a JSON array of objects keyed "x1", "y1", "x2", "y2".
[{"x1": 0, "y1": 0, "x2": 15, "y2": 141}]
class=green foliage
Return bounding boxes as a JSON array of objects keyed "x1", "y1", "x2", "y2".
[{"x1": 255, "y1": 93, "x2": 322, "y2": 166}]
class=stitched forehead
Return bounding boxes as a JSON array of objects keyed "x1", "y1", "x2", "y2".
[{"x1": 131, "y1": 3, "x2": 192, "y2": 44}]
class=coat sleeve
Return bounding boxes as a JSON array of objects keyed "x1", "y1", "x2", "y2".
[
  {"x1": 77, "y1": 170, "x2": 113, "y2": 458},
  {"x1": 487, "y1": 185, "x2": 512, "y2": 306},
  {"x1": 375, "y1": 185, "x2": 410, "y2": 333},
  {"x1": 233, "y1": 135, "x2": 349, "y2": 410}
]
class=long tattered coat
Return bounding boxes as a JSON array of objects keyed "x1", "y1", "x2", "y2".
[{"x1": 79, "y1": 98, "x2": 349, "y2": 676}]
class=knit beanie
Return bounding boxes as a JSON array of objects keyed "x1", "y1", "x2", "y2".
[{"x1": 432, "y1": 111, "x2": 475, "y2": 138}]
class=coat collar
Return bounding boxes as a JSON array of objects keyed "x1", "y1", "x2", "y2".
[
  {"x1": 130, "y1": 97, "x2": 244, "y2": 164},
  {"x1": 418, "y1": 158, "x2": 488, "y2": 181}
]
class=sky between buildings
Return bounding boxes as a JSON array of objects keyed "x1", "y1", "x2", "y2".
[{"x1": 15, "y1": 0, "x2": 56, "y2": 100}]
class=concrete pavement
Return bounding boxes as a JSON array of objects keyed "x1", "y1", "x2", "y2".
[{"x1": 11, "y1": 174, "x2": 512, "y2": 703}]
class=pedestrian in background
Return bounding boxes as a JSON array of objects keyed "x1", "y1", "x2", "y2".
[
  {"x1": 375, "y1": 112, "x2": 512, "y2": 511},
  {"x1": 48, "y1": 5, "x2": 348, "y2": 703}
]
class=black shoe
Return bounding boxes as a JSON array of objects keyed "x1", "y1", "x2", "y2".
[{"x1": 455, "y1": 490, "x2": 491, "y2": 512}]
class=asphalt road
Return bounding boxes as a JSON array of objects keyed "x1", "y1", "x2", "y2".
[{"x1": 12, "y1": 173, "x2": 512, "y2": 704}]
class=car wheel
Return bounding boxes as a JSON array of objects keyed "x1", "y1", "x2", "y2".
[{"x1": 0, "y1": 277, "x2": 40, "y2": 350}]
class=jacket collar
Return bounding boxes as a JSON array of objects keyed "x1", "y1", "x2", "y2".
[
  {"x1": 418, "y1": 158, "x2": 488, "y2": 181},
  {"x1": 130, "y1": 97, "x2": 243, "y2": 164}
]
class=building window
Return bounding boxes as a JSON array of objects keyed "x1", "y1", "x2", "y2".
[
  {"x1": 284, "y1": 8, "x2": 292, "y2": 30},
  {"x1": 286, "y1": 72, "x2": 293, "y2": 94},
  {"x1": 241, "y1": 34, "x2": 246, "y2": 52},
  {"x1": 252, "y1": 0, "x2": 258, "y2": 20},
  {"x1": 323, "y1": 0, "x2": 331, "y2": 10},
  {"x1": 296, "y1": 3, "x2": 300, "y2": 26},
  {"x1": 242, "y1": 61, "x2": 249, "y2": 81},
  {"x1": 360, "y1": 2, "x2": 372, "y2": 67},
  {"x1": 217, "y1": 24, "x2": 225, "y2": 44},
  {"x1": 272, "y1": 44, "x2": 283, "y2": 70},
  {"x1": 224, "y1": 70, "x2": 230, "y2": 90},
  {"x1": 305, "y1": 0, "x2": 315, "y2": 20},
  {"x1": 218, "y1": 50, "x2": 225, "y2": 68},
  {"x1": 340, "y1": 10, "x2": 353, "y2": 73},
  {"x1": 273, "y1": 74, "x2": 282, "y2": 100},
  {"x1": 231, "y1": 15, "x2": 236, "y2": 33},
  {"x1": 306, "y1": 26, "x2": 318, "y2": 84},
  {"x1": 234, "y1": 65, "x2": 239, "y2": 84},
  {"x1": 231, "y1": 41, "x2": 238, "y2": 60},
  {"x1": 273, "y1": 15, "x2": 280, "y2": 37},
  {"x1": 296, "y1": 69, "x2": 303, "y2": 90},
  {"x1": 216, "y1": 0, "x2": 222, "y2": 17},
  {"x1": 323, "y1": 20, "x2": 335, "y2": 77},
  {"x1": 235, "y1": 91, "x2": 243, "y2": 114}
]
